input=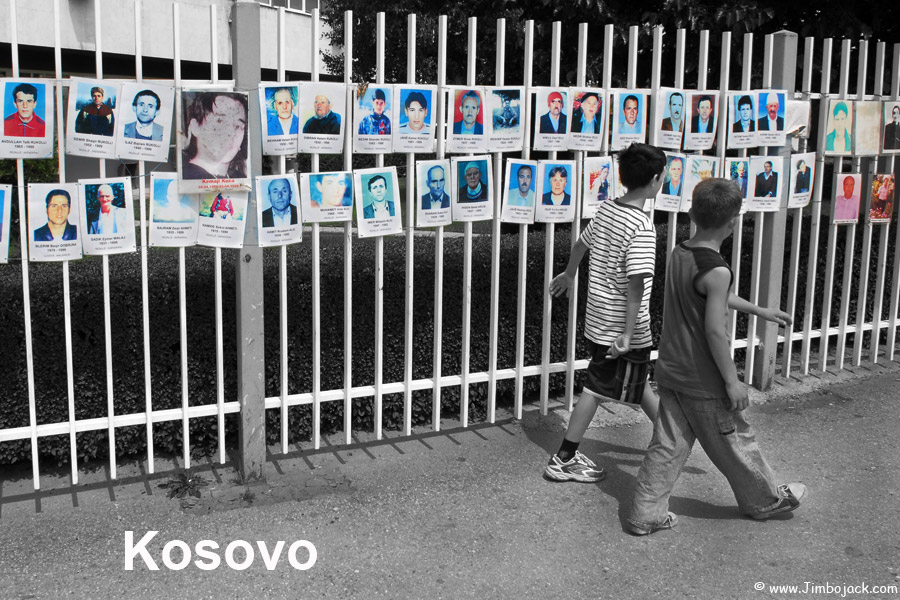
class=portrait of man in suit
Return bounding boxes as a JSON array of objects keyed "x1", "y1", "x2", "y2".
[
  {"x1": 794, "y1": 160, "x2": 811, "y2": 194},
  {"x1": 731, "y1": 160, "x2": 749, "y2": 197},
  {"x1": 757, "y1": 93, "x2": 784, "y2": 131},
  {"x1": 421, "y1": 165, "x2": 450, "y2": 210},
  {"x1": 661, "y1": 92, "x2": 684, "y2": 132},
  {"x1": 539, "y1": 91, "x2": 567, "y2": 134},
  {"x1": 662, "y1": 156, "x2": 684, "y2": 196},
  {"x1": 362, "y1": 174, "x2": 395, "y2": 219},
  {"x1": 261, "y1": 177, "x2": 297, "y2": 227},
  {"x1": 123, "y1": 89, "x2": 164, "y2": 141},
  {"x1": 755, "y1": 160, "x2": 778, "y2": 197},
  {"x1": 733, "y1": 95, "x2": 755, "y2": 133},
  {"x1": 541, "y1": 166, "x2": 571, "y2": 205},
  {"x1": 453, "y1": 91, "x2": 483, "y2": 135},
  {"x1": 691, "y1": 95, "x2": 714, "y2": 134}
]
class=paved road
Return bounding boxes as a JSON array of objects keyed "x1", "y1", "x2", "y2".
[{"x1": 1, "y1": 363, "x2": 899, "y2": 599}]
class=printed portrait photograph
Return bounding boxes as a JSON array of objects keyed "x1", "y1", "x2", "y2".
[
  {"x1": 453, "y1": 89, "x2": 484, "y2": 136},
  {"x1": 3, "y1": 80, "x2": 48, "y2": 138},
  {"x1": 757, "y1": 91, "x2": 785, "y2": 132},
  {"x1": 121, "y1": 84, "x2": 170, "y2": 142},
  {"x1": 732, "y1": 93, "x2": 756, "y2": 133},
  {"x1": 570, "y1": 90, "x2": 603, "y2": 135},
  {"x1": 833, "y1": 173, "x2": 861, "y2": 222},
  {"x1": 397, "y1": 88, "x2": 433, "y2": 135},
  {"x1": 264, "y1": 85, "x2": 299, "y2": 136},
  {"x1": 259, "y1": 175, "x2": 300, "y2": 228},
  {"x1": 73, "y1": 81, "x2": 117, "y2": 137},
  {"x1": 541, "y1": 163, "x2": 572, "y2": 206},
  {"x1": 752, "y1": 158, "x2": 780, "y2": 199},
  {"x1": 301, "y1": 84, "x2": 343, "y2": 135},
  {"x1": 30, "y1": 185, "x2": 79, "y2": 243},
  {"x1": 684, "y1": 156, "x2": 717, "y2": 200},
  {"x1": 357, "y1": 86, "x2": 392, "y2": 136},
  {"x1": 824, "y1": 99, "x2": 853, "y2": 155},
  {"x1": 584, "y1": 157, "x2": 613, "y2": 204},
  {"x1": 456, "y1": 159, "x2": 490, "y2": 203},
  {"x1": 506, "y1": 162, "x2": 535, "y2": 208},
  {"x1": 728, "y1": 159, "x2": 750, "y2": 198},
  {"x1": 793, "y1": 158, "x2": 812, "y2": 195},
  {"x1": 309, "y1": 172, "x2": 353, "y2": 209},
  {"x1": 662, "y1": 155, "x2": 685, "y2": 197},
  {"x1": 491, "y1": 89, "x2": 521, "y2": 132},
  {"x1": 418, "y1": 161, "x2": 451, "y2": 211},
  {"x1": 181, "y1": 90, "x2": 249, "y2": 181},
  {"x1": 617, "y1": 92, "x2": 644, "y2": 135},
  {"x1": 151, "y1": 176, "x2": 196, "y2": 224},
  {"x1": 83, "y1": 182, "x2": 129, "y2": 235},
  {"x1": 660, "y1": 90, "x2": 685, "y2": 133},
  {"x1": 201, "y1": 191, "x2": 246, "y2": 221},
  {"x1": 359, "y1": 170, "x2": 398, "y2": 219},
  {"x1": 690, "y1": 93, "x2": 716, "y2": 134},
  {"x1": 537, "y1": 89, "x2": 568, "y2": 135},
  {"x1": 869, "y1": 174, "x2": 895, "y2": 222},
  {"x1": 882, "y1": 101, "x2": 900, "y2": 151}
]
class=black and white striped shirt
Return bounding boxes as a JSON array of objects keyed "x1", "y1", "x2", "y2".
[{"x1": 579, "y1": 200, "x2": 656, "y2": 348}]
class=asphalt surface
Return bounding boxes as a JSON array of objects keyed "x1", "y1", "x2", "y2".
[{"x1": 1, "y1": 361, "x2": 899, "y2": 599}]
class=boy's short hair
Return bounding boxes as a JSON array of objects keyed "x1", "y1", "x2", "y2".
[
  {"x1": 617, "y1": 143, "x2": 666, "y2": 190},
  {"x1": 690, "y1": 178, "x2": 742, "y2": 229}
]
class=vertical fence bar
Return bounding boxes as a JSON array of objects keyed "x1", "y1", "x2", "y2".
[
  {"x1": 666, "y1": 29, "x2": 685, "y2": 257},
  {"x1": 564, "y1": 22, "x2": 589, "y2": 411},
  {"x1": 889, "y1": 44, "x2": 900, "y2": 360},
  {"x1": 277, "y1": 7, "x2": 290, "y2": 454},
  {"x1": 342, "y1": 10, "x2": 355, "y2": 442},
  {"x1": 819, "y1": 39, "x2": 852, "y2": 372},
  {"x1": 133, "y1": 0, "x2": 155, "y2": 472},
  {"x1": 487, "y1": 18, "x2": 505, "y2": 422},
  {"x1": 869, "y1": 41, "x2": 889, "y2": 364},
  {"x1": 515, "y1": 20, "x2": 534, "y2": 419},
  {"x1": 310, "y1": 8, "x2": 322, "y2": 449},
  {"x1": 801, "y1": 37, "x2": 832, "y2": 373},
  {"x1": 539, "y1": 21, "x2": 561, "y2": 415},
  {"x1": 432, "y1": 14, "x2": 447, "y2": 430},
  {"x1": 730, "y1": 33, "x2": 753, "y2": 353},
  {"x1": 782, "y1": 36, "x2": 815, "y2": 379},
  {"x1": 403, "y1": 13, "x2": 417, "y2": 434},
  {"x1": 11, "y1": 0, "x2": 42, "y2": 489},
  {"x1": 374, "y1": 11, "x2": 386, "y2": 439},
  {"x1": 459, "y1": 16, "x2": 477, "y2": 427},
  {"x1": 851, "y1": 40, "x2": 873, "y2": 366}
]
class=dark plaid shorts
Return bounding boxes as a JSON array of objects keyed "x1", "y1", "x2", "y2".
[{"x1": 582, "y1": 341, "x2": 651, "y2": 406}]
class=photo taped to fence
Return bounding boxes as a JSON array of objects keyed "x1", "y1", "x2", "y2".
[
  {"x1": 65, "y1": 77, "x2": 119, "y2": 160},
  {"x1": 149, "y1": 172, "x2": 199, "y2": 247},
  {"x1": 533, "y1": 87, "x2": 570, "y2": 151},
  {"x1": 298, "y1": 81, "x2": 346, "y2": 154},
  {"x1": 447, "y1": 87, "x2": 487, "y2": 153},
  {"x1": 582, "y1": 156, "x2": 615, "y2": 220},
  {"x1": 116, "y1": 81, "x2": 174, "y2": 163},
  {"x1": 568, "y1": 88, "x2": 605, "y2": 151},
  {"x1": 535, "y1": 160, "x2": 576, "y2": 224},
  {"x1": 0, "y1": 77, "x2": 54, "y2": 159},
  {"x1": 727, "y1": 91, "x2": 758, "y2": 149},
  {"x1": 833, "y1": 172, "x2": 862, "y2": 224},
  {"x1": 655, "y1": 152, "x2": 685, "y2": 213},
  {"x1": 27, "y1": 182, "x2": 82, "y2": 262},
  {"x1": 259, "y1": 83, "x2": 300, "y2": 156},
  {"x1": 684, "y1": 90, "x2": 719, "y2": 151},
  {"x1": 869, "y1": 174, "x2": 895, "y2": 223},
  {"x1": 178, "y1": 89, "x2": 252, "y2": 194},
  {"x1": 756, "y1": 89, "x2": 787, "y2": 146},
  {"x1": 853, "y1": 100, "x2": 881, "y2": 156},
  {"x1": 451, "y1": 155, "x2": 493, "y2": 222},
  {"x1": 748, "y1": 156, "x2": 783, "y2": 212},
  {"x1": 882, "y1": 101, "x2": 900, "y2": 153},
  {"x1": 416, "y1": 159, "x2": 453, "y2": 228},
  {"x1": 355, "y1": 166, "x2": 403, "y2": 238},
  {"x1": 393, "y1": 85, "x2": 437, "y2": 153},
  {"x1": 610, "y1": 89, "x2": 647, "y2": 151},
  {"x1": 257, "y1": 174, "x2": 302, "y2": 247},
  {"x1": 196, "y1": 191, "x2": 249, "y2": 247},
  {"x1": 354, "y1": 84, "x2": 394, "y2": 154},
  {"x1": 656, "y1": 87, "x2": 685, "y2": 150},
  {"x1": 788, "y1": 152, "x2": 815, "y2": 209},
  {"x1": 487, "y1": 86, "x2": 525, "y2": 151},
  {"x1": 300, "y1": 171, "x2": 354, "y2": 225},
  {"x1": 824, "y1": 98, "x2": 854, "y2": 156},
  {"x1": 501, "y1": 159, "x2": 537, "y2": 225},
  {"x1": 78, "y1": 177, "x2": 136, "y2": 255}
]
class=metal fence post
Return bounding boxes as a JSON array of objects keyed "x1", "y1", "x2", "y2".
[
  {"x1": 753, "y1": 30, "x2": 797, "y2": 389},
  {"x1": 233, "y1": 0, "x2": 266, "y2": 481}
]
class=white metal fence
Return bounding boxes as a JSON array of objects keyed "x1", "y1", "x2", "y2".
[{"x1": 1, "y1": 0, "x2": 899, "y2": 492}]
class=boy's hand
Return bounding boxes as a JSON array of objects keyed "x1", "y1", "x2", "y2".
[
  {"x1": 760, "y1": 308, "x2": 792, "y2": 327},
  {"x1": 549, "y1": 273, "x2": 573, "y2": 298},
  {"x1": 724, "y1": 381, "x2": 749, "y2": 412},
  {"x1": 605, "y1": 333, "x2": 631, "y2": 358}
]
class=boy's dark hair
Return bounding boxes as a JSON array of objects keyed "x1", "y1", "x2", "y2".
[
  {"x1": 617, "y1": 143, "x2": 666, "y2": 190},
  {"x1": 690, "y1": 178, "x2": 742, "y2": 229}
]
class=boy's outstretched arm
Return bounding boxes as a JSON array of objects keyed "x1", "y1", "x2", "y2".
[
  {"x1": 699, "y1": 267, "x2": 748, "y2": 412},
  {"x1": 727, "y1": 293, "x2": 793, "y2": 327},
  {"x1": 549, "y1": 237, "x2": 588, "y2": 298}
]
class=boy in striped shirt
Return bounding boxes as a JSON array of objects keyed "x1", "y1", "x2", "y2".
[{"x1": 545, "y1": 143, "x2": 667, "y2": 483}]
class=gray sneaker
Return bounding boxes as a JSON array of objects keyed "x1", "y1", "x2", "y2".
[
  {"x1": 544, "y1": 451, "x2": 606, "y2": 482},
  {"x1": 751, "y1": 482, "x2": 807, "y2": 520},
  {"x1": 626, "y1": 512, "x2": 679, "y2": 536}
]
